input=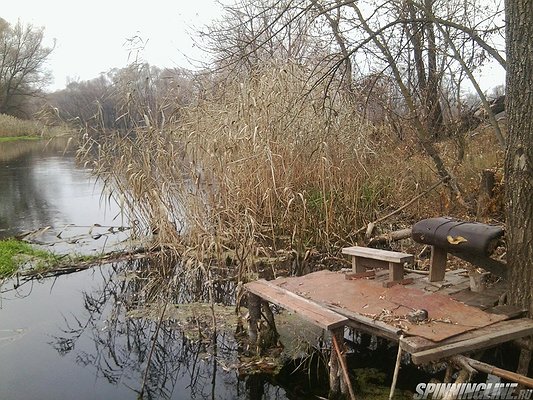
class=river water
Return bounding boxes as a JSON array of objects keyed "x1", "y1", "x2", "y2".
[
  {"x1": 0, "y1": 139, "x2": 426, "y2": 400},
  {"x1": 0, "y1": 139, "x2": 292, "y2": 399}
]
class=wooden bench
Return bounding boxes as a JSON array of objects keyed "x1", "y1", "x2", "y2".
[{"x1": 342, "y1": 246, "x2": 414, "y2": 283}]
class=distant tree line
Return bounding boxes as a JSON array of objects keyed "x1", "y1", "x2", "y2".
[{"x1": 44, "y1": 64, "x2": 197, "y2": 135}]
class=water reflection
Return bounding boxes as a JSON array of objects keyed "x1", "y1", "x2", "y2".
[
  {"x1": 0, "y1": 138, "x2": 127, "y2": 252},
  {"x1": 0, "y1": 259, "x2": 288, "y2": 399}
]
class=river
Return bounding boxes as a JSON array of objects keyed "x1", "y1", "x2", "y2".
[{"x1": 0, "y1": 139, "x2": 292, "y2": 399}]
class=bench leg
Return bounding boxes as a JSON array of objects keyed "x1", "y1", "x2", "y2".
[
  {"x1": 429, "y1": 246, "x2": 447, "y2": 282},
  {"x1": 352, "y1": 256, "x2": 366, "y2": 273},
  {"x1": 389, "y1": 262, "x2": 404, "y2": 281}
]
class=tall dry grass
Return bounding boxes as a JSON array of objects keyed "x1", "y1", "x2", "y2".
[
  {"x1": 85, "y1": 65, "x2": 391, "y2": 270},
  {"x1": 0, "y1": 114, "x2": 41, "y2": 137},
  {"x1": 0, "y1": 113, "x2": 73, "y2": 138},
  {"x1": 85, "y1": 63, "x2": 502, "y2": 277}
]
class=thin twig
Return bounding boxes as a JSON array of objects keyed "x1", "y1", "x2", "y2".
[
  {"x1": 356, "y1": 178, "x2": 446, "y2": 234},
  {"x1": 139, "y1": 301, "x2": 168, "y2": 398}
]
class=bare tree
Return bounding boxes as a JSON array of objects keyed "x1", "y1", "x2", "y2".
[{"x1": 0, "y1": 18, "x2": 53, "y2": 117}]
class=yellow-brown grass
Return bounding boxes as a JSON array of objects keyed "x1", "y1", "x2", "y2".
[
  {"x1": 86, "y1": 64, "x2": 505, "y2": 276},
  {"x1": 0, "y1": 113, "x2": 73, "y2": 138}
]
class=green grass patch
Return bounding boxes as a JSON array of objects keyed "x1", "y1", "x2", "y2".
[
  {"x1": 0, "y1": 136, "x2": 42, "y2": 143},
  {"x1": 0, "y1": 239, "x2": 61, "y2": 278}
]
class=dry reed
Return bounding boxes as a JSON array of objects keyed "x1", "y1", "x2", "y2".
[{"x1": 84, "y1": 63, "x2": 503, "y2": 278}]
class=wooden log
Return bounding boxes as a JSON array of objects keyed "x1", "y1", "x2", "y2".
[
  {"x1": 444, "y1": 364, "x2": 454, "y2": 383},
  {"x1": 368, "y1": 228, "x2": 413, "y2": 246},
  {"x1": 458, "y1": 356, "x2": 533, "y2": 389},
  {"x1": 248, "y1": 293, "x2": 261, "y2": 348},
  {"x1": 329, "y1": 328, "x2": 342, "y2": 398},
  {"x1": 442, "y1": 369, "x2": 471, "y2": 400},
  {"x1": 450, "y1": 355, "x2": 477, "y2": 377},
  {"x1": 261, "y1": 300, "x2": 279, "y2": 347}
]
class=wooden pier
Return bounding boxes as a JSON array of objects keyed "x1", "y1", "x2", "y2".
[{"x1": 244, "y1": 247, "x2": 533, "y2": 398}]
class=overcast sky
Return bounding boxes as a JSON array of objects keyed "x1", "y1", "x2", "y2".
[
  {"x1": 3, "y1": 0, "x2": 223, "y2": 91},
  {"x1": 3, "y1": 0, "x2": 505, "y2": 93}
]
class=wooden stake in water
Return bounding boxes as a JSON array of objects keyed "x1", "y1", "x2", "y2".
[{"x1": 389, "y1": 334, "x2": 404, "y2": 400}]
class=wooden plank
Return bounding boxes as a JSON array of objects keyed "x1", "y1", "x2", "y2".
[
  {"x1": 429, "y1": 246, "x2": 447, "y2": 282},
  {"x1": 451, "y1": 284, "x2": 507, "y2": 310},
  {"x1": 401, "y1": 318, "x2": 530, "y2": 354},
  {"x1": 342, "y1": 246, "x2": 414, "y2": 264},
  {"x1": 325, "y1": 303, "x2": 403, "y2": 341},
  {"x1": 485, "y1": 304, "x2": 527, "y2": 319},
  {"x1": 245, "y1": 280, "x2": 348, "y2": 330},
  {"x1": 409, "y1": 318, "x2": 533, "y2": 364}
]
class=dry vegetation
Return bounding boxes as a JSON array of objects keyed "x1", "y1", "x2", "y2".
[
  {"x1": 83, "y1": 63, "x2": 504, "y2": 279},
  {"x1": 0, "y1": 113, "x2": 72, "y2": 138}
]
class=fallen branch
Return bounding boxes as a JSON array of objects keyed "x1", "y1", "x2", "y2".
[
  {"x1": 452, "y1": 355, "x2": 533, "y2": 388},
  {"x1": 17, "y1": 246, "x2": 160, "y2": 281},
  {"x1": 368, "y1": 228, "x2": 413, "y2": 246},
  {"x1": 357, "y1": 178, "x2": 446, "y2": 235}
]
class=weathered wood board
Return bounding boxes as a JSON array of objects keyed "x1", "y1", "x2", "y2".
[
  {"x1": 271, "y1": 270, "x2": 508, "y2": 342},
  {"x1": 406, "y1": 318, "x2": 533, "y2": 364},
  {"x1": 245, "y1": 280, "x2": 348, "y2": 330}
]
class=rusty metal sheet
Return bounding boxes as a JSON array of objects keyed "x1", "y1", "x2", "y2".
[{"x1": 273, "y1": 270, "x2": 507, "y2": 342}]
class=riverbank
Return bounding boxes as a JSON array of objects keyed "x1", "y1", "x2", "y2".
[
  {"x1": 0, "y1": 113, "x2": 73, "y2": 139},
  {"x1": 0, "y1": 136, "x2": 42, "y2": 143}
]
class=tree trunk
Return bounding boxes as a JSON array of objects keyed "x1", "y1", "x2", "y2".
[{"x1": 505, "y1": 0, "x2": 533, "y2": 317}]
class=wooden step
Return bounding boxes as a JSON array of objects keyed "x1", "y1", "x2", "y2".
[{"x1": 245, "y1": 280, "x2": 348, "y2": 330}]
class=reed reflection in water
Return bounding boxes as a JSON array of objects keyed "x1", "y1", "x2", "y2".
[{"x1": 0, "y1": 258, "x2": 288, "y2": 399}]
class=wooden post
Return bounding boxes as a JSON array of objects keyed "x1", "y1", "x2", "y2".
[
  {"x1": 516, "y1": 347, "x2": 532, "y2": 389},
  {"x1": 444, "y1": 364, "x2": 454, "y2": 383},
  {"x1": 261, "y1": 300, "x2": 279, "y2": 347},
  {"x1": 329, "y1": 328, "x2": 343, "y2": 399},
  {"x1": 248, "y1": 293, "x2": 261, "y2": 350},
  {"x1": 429, "y1": 246, "x2": 447, "y2": 282},
  {"x1": 442, "y1": 369, "x2": 471, "y2": 400}
]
